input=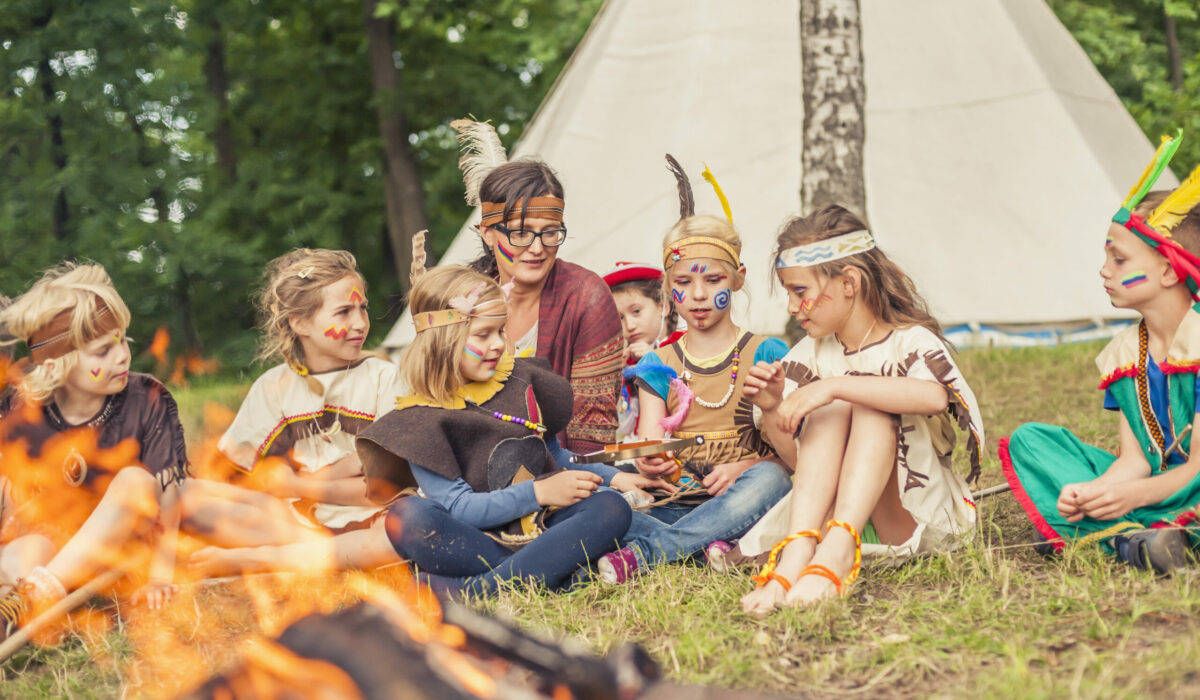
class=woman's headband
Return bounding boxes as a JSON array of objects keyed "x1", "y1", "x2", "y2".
[
  {"x1": 27, "y1": 300, "x2": 120, "y2": 364},
  {"x1": 663, "y1": 237, "x2": 741, "y2": 270},
  {"x1": 775, "y1": 229, "x2": 875, "y2": 269},
  {"x1": 411, "y1": 282, "x2": 506, "y2": 333},
  {"x1": 1112, "y1": 130, "x2": 1200, "y2": 301},
  {"x1": 479, "y1": 196, "x2": 565, "y2": 226}
]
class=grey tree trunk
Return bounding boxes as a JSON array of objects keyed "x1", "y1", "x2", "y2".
[
  {"x1": 1164, "y1": 11, "x2": 1183, "y2": 93},
  {"x1": 363, "y1": 0, "x2": 429, "y2": 296},
  {"x1": 800, "y1": 0, "x2": 866, "y2": 217}
]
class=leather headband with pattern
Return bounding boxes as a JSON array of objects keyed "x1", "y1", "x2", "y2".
[
  {"x1": 775, "y1": 229, "x2": 875, "y2": 269},
  {"x1": 27, "y1": 300, "x2": 120, "y2": 364},
  {"x1": 1111, "y1": 129, "x2": 1200, "y2": 304},
  {"x1": 412, "y1": 298, "x2": 505, "y2": 333},
  {"x1": 663, "y1": 236, "x2": 741, "y2": 270},
  {"x1": 479, "y1": 196, "x2": 565, "y2": 225}
]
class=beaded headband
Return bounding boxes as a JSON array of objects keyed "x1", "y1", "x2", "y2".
[
  {"x1": 479, "y1": 196, "x2": 565, "y2": 226},
  {"x1": 663, "y1": 236, "x2": 741, "y2": 270},
  {"x1": 27, "y1": 299, "x2": 120, "y2": 364},
  {"x1": 1111, "y1": 130, "x2": 1200, "y2": 302},
  {"x1": 775, "y1": 229, "x2": 875, "y2": 269}
]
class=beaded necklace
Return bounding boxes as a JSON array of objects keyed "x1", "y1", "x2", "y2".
[
  {"x1": 467, "y1": 401, "x2": 547, "y2": 434},
  {"x1": 683, "y1": 345, "x2": 740, "y2": 409},
  {"x1": 1135, "y1": 321, "x2": 1169, "y2": 460}
]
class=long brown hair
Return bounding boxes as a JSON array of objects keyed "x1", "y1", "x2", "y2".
[
  {"x1": 774, "y1": 205, "x2": 946, "y2": 343},
  {"x1": 469, "y1": 160, "x2": 565, "y2": 278}
]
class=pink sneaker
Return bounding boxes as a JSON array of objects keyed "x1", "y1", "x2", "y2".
[
  {"x1": 705, "y1": 540, "x2": 734, "y2": 572},
  {"x1": 597, "y1": 546, "x2": 639, "y2": 584}
]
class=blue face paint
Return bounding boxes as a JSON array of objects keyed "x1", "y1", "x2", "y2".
[
  {"x1": 671, "y1": 288, "x2": 686, "y2": 304},
  {"x1": 713, "y1": 289, "x2": 731, "y2": 311}
]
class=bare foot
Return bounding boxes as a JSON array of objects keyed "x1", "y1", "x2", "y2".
[
  {"x1": 740, "y1": 580, "x2": 787, "y2": 615},
  {"x1": 783, "y1": 528, "x2": 857, "y2": 608},
  {"x1": 739, "y1": 538, "x2": 819, "y2": 616}
]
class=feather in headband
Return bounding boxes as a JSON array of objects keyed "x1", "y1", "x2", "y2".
[
  {"x1": 412, "y1": 282, "x2": 506, "y2": 333},
  {"x1": 701, "y1": 163, "x2": 733, "y2": 224},
  {"x1": 451, "y1": 119, "x2": 508, "y2": 207},
  {"x1": 665, "y1": 154, "x2": 695, "y2": 220}
]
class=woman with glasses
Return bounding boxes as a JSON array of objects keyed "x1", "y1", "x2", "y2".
[{"x1": 465, "y1": 155, "x2": 624, "y2": 456}]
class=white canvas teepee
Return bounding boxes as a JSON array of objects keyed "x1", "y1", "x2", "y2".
[{"x1": 383, "y1": 0, "x2": 1174, "y2": 351}]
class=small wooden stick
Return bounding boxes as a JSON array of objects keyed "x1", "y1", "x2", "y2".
[
  {"x1": 971, "y1": 483, "x2": 1011, "y2": 500},
  {"x1": 0, "y1": 567, "x2": 126, "y2": 663}
]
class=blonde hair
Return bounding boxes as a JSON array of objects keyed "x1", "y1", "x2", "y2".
[
  {"x1": 401, "y1": 266, "x2": 506, "y2": 404},
  {"x1": 256, "y1": 249, "x2": 364, "y2": 382},
  {"x1": 661, "y1": 214, "x2": 746, "y2": 299},
  {"x1": 774, "y1": 205, "x2": 945, "y2": 343},
  {"x1": 0, "y1": 263, "x2": 132, "y2": 402}
]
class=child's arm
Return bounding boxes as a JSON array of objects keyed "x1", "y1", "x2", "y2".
[
  {"x1": 413, "y1": 464, "x2": 602, "y2": 530},
  {"x1": 269, "y1": 454, "x2": 376, "y2": 507},
  {"x1": 632, "y1": 387, "x2": 678, "y2": 477},
  {"x1": 774, "y1": 375, "x2": 949, "y2": 434},
  {"x1": 135, "y1": 480, "x2": 181, "y2": 610},
  {"x1": 1068, "y1": 413, "x2": 1197, "y2": 522},
  {"x1": 744, "y1": 360, "x2": 798, "y2": 469}
]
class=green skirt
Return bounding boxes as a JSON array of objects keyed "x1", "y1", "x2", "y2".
[{"x1": 1000, "y1": 423, "x2": 1200, "y2": 551}]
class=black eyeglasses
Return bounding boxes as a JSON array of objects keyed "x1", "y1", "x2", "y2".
[{"x1": 490, "y1": 223, "x2": 568, "y2": 248}]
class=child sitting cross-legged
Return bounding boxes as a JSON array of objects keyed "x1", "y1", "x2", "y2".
[{"x1": 1003, "y1": 132, "x2": 1200, "y2": 572}]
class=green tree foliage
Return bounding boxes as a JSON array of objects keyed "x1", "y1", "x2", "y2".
[
  {"x1": 0, "y1": 0, "x2": 600, "y2": 372},
  {"x1": 1048, "y1": 0, "x2": 1200, "y2": 175}
]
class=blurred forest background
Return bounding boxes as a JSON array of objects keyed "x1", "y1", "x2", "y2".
[{"x1": 0, "y1": 0, "x2": 1196, "y2": 375}]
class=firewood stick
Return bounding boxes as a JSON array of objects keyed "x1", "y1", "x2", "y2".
[
  {"x1": 971, "y1": 483, "x2": 1011, "y2": 500},
  {"x1": 0, "y1": 566, "x2": 126, "y2": 663}
]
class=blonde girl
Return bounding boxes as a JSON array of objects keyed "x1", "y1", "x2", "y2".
[
  {"x1": 0, "y1": 263, "x2": 186, "y2": 637},
  {"x1": 358, "y1": 265, "x2": 655, "y2": 597},
  {"x1": 183, "y1": 248, "x2": 403, "y2": 575},
  {"x1": 596, "y1": 164, "x2": 792, "y2": 584},
  {"x1": 738, "y1": 204, "x2": 983, "y2": 614}
]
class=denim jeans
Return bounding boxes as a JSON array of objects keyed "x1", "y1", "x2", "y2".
[
  {"x1": 620, "y1": 460, "x2": 792, "y2": 569},
  {"x1": 384, "y1": 489, "x2": 631, "y2": 598}
]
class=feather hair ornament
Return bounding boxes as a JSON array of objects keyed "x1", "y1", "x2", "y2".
[
  {"x1": 447, "y1": 281, "x2": 487, "y2": 314},
  {"x1": 409, "y1": 229, "x2": 429, "y2": 286},
  {"x1": 1124, "y1": 130, "x2": 1182, "y2": 211},
  {"x1": 659, "y1": 378, "x2": 694, "y2": 433},
  {"x1": 665, "y1": 154, "x2": 695, "y2": 220},
  {"x1": 1148, "y1": 163, "x2": 1200, "y2": 235},
  {"x1": 701, "y1": 163, "x2": 733, "y2": 224},
  {"x1": 450, "y1": 119, "x2": 509, "y2": 206}
]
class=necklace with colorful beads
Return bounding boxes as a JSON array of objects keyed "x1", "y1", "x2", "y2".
[
  {"x1": 684, "y1": 346, "x2": 740, "y2": 409},
  {"x1": 468, "y1": 403, "x2": 547, "y2": 433}
]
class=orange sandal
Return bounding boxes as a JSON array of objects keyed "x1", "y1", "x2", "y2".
[
  {"x1": 751, "y1": 529, "x2": 822, "y2": 591},
  {"x1": 794, "y1": 519, "x2": 862, "y2": 595}
]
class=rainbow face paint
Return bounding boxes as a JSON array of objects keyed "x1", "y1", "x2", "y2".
[
  {"x1": 713, "y1": 288, "x2": 731, "y2": 311},
  {"x1": 1121, "y1": 272, "x2": 1148, "y2": 288},
  {"x1": 797, "y1": 293, "x2": 833, "y2": 314},
  {"x1": 89, "y1": 368, "x2": 103, "y2": 382},
  {"x1": 463, "y1": 344, "x2": 486, "y2": 360},
  {"x1": 671, "y1": 288, "x2": 686, "y2": 304},
  {"x1": 324, "y1": 325, "x2": 349, "y2": 340},
  {"x1": 690, "y1": 263, "x2": 708, "y2": 274},
  {"x1": 1105, "y1": 236, "x2": 1113, "y2": 247},
  {"x1": 349, "y1": 286, "x2": 365, "y2": 304},
  {"x1": 496, "y1": 240, "x2": 516, "y2": 264}
]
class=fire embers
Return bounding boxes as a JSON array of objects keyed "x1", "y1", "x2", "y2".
[{"x1": 180, "y1": 586, "x2": 660, "y2": 700}]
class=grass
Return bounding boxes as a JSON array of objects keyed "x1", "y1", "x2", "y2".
[{"x1": 4, "y1": 342, "x2": 1200, "y2": 698}]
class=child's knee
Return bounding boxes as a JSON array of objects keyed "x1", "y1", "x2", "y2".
[
  {"x1": 109, "y1": 467, "x2": 160, "y2": 518},
  {"x1": 0, "y1": 535, "x2": 56, "y2": 583},
  {"x1": 587, "y1": 490, "x2": 632, "y2": 535},
  {"x1": 383, "y1": 497, "x2": 440, "y2": 550}
]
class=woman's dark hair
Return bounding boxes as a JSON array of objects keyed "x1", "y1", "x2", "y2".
[
  {"x1": 469, "y1": 159, "x2": 564, "y2": 278},
  {"x1": 611, "y1": 278, "x2": 679, "y2": 336}
]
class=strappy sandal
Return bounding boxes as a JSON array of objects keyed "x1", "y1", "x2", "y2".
[
  {"x1": 795, "y1": 519, "x2": 862, "y2": 595},
  {"x1": 751, "y1": 529, "x2": 822, "y2": 591}
]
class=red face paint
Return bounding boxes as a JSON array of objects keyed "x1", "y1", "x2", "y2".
[{"x1": 324, "y1": 325, "x2": 349, "y2": 340}]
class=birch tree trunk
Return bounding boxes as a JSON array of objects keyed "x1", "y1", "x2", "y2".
[
  {"x1": 363, "y1": 0, "x2": 429, "y2": 295},
  {"x1": 800, "y1": 0, "x2": 866, "y2": 217}
]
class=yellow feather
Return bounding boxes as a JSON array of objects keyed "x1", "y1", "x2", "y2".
[
  {"x1": 1149, "y1": 163, "x2": 1200, "y2": 235},
  {"x1": 1126, "y1": 135, "x2": 1172, "y2": 202},
  {"x1": 701, "y1": 163, "x2": 733, "y2": 224}
]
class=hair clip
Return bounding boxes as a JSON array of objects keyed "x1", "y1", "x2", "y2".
[{"x1": 297, "y1": 266, "x2": 315, "y2": 279}]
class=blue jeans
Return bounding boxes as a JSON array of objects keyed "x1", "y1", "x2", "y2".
[
  {"x1": 621, "y1": 460, "x2": 791, "y2": 569},
  {"x1": 384, "y1": 490, "x2": 631, "y2": 598}
]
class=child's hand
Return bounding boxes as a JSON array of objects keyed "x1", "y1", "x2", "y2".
[
  {"x1": 610, "y1": 471, "x2": 676, "y2": 496},
  {"x1": 626, "y1": 341, "x2": 654, "y2": 362},
  {"x1": 1074, "y1": 482, "x2": 1140, "y2": 522},
  {"x1": 744, "y1": 360, "x2": 785, "y2": 412},
  {"x1": 775, "y1": 380, "x2": 835, "y2": 434},
  {"x1": 533, "y1": 470, "x2": 602, "y2": 507},
  {"x1": 702, "y1": 459, "x2": 756, "y2": 497},
  {"x1": 1057, "y1": 483, "x2": 1084, "y2": 521},
  {"x1": 132, "y1": 581, "x2": 179, "y2": 610},
  {"x1": 635, "y1": 452, "x2": 678, "y2": 478}
]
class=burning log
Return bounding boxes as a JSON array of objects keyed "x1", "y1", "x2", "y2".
[{"x1": 180, "y1": 600, "x2": 660, "y2": 700}]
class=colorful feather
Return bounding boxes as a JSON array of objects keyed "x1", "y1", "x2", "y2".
[
  {"x1": 409, "y1": 229, "x2": 429, "y2": 285},
  {"x1": 1124, "y1": 130, "x2": 1183, "y2": 210},
  {"x1": 450, "y1": 118, "x2": 508, "y2": 206},
  {"x1": 665, "y1": 154, "x2": 695, "y2": 220},
  {"x1": 701, "y1": 163, "x2": 733, "y2": 224},
  {"x1": 447, "y1": 281, "x2": 486, "y2": 313},
  {"x1": 659, "y1": 378, "x2": 693, "y2": 433},
  {"x1": 1148, "y1": 162, "x2": 1200, "y2": 235}
]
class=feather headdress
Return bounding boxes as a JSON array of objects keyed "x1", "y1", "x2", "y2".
[
  {"x1": 665, "y1": 154, "x2": 695, "y2": 220},
  {"x1": 450, "y1": 119, "x2": 508, "y2": 206}
]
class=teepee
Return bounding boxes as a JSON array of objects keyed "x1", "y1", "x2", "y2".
[{"x1": 383, "y1": 0, "x2": 1173, "y2": 351}]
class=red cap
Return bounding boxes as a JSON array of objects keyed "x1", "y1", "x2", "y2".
[{"x1": 601, "y1": 262, "x2": 664, "y2": 288}]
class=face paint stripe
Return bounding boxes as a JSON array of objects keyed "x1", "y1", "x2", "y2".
[
  {"x1": 497, "y1": 241, "x2": 516, "y2": 264},
  {"x1": 463, "y1": 344, "x2": 485, "y2": 360},
  {"x1": 324, "y1": 325, "x2": 349, "y2": 340},
  {"x1": 671, "y1": 288, "x2": 686, "y2": 304},
  {"x1": 89, "y1": 368, "x2": 103, "y2": 381},
  {"x1": 349, "y1": 286, "x2": 365, "y2": 304},
  {"x1": 713, "y1": 289, "x2": 731, "y2": 311},
  {"x1": 1121, "y1": 272, "x2": 1148, "y2": 288},
  {"x1": 689, "y1": 263, "x2": 709, "y2": 273}
]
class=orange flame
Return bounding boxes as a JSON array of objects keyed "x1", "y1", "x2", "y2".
[{"x1": 148, "y1": 326, "x2": 170, "y2": 367}]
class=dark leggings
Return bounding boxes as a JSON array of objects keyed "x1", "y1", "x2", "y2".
[{"x1": 384, "y1": 490, "x2": 631, "y2": 598}]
